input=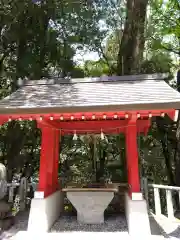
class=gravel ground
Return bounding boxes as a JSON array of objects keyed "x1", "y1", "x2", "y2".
[
  {"x1": 0, "y1": 213, "x2": 128, "y2": 239},
  {"x1": 0, "y1": 212, "x2": 29, "y2": 240},
  {"x1": 51, "y1": 214, "x2": 128, "y2": 233}
]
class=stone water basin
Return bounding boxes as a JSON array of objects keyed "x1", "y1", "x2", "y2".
[{"x1": 62, "y1": 187, "x2": 118, "y2": 224}]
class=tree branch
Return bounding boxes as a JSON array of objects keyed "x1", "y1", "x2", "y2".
[
  {"x1": 98, "y1": 45, "x2": 116, "y2": 74},
  {"x1": 161, "y1": 45, "x2": 180, "y2": 55}
]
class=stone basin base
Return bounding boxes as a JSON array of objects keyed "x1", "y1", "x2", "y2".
[{"x1": 66, "y1": 191, "x2": 114, "y2": 224}]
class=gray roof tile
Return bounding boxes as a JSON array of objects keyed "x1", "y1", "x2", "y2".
[{"x1": 0, "y1": 75, "x2": 180, "y2": 114}]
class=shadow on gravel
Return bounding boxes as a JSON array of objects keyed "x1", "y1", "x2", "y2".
[
  {"x1": 168, "y1": 226, "x2": 180, "y2": 239},
  {"x1": 149, "y1": 215, "x2": 168, "y2": 237}
]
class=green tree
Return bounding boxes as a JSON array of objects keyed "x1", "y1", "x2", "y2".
[
  {"x1": 84, "y1": 59, "x2": 110, "y2": 77},
  {"x1": 147, "y1": 0, "x2": 180, "y2": 57}
]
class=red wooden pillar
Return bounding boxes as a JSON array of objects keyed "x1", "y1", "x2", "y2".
[
  {"x1": 52, "y1": 129, "x2": 60, "y2": 192},
  {"x1": 125, "y1": 118, "x2": 141, "y2": 198},
  {"x1": 38, "y1": 126, "x2": 60, "y2": 197}
]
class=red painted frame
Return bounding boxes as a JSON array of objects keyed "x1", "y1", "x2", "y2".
[
  {"x1": 0, "y1": 109, "x2": 176, "y2": 198},
  {"x1": 38, "y1": 119, "x2": 151, "y2": 135}
]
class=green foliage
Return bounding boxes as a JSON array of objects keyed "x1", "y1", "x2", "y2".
[
  {"x1": 141, "y1": 52, "x2": 173, "y2": 74},
  {"x1": 84, "y1": 59, "x2": 110, "y2": 76},
  {"x1": 146, "y1": 0, "x2": 180, "y2": 56},
  {"x1": 60, "y1": 134, "x2": 127, "y2": 186},
  {"x1": 104, "y1": 31, "x2": 120, "y2": 61},
  {"x1": 0, "y1": 0, "x2": 107, "y2": 81}
]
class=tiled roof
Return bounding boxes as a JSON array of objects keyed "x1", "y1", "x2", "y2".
[{"x1": 0, "y1": 74, "x2": 180, "y2": 114}]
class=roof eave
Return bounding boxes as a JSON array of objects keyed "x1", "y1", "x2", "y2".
[{"x1": 0, "y1": 102, "x2": 179, "y2": 115}]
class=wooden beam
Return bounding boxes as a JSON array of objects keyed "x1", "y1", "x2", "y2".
[
  {"x1": 0, "y1": 109, "x2": 175, "y2": 122},
  {"x1": 0, "y1": 117, "x2": 8, "y2": 125},
  {"x1": 37, "y1": 119, "x2": 150, "y2": 135}
]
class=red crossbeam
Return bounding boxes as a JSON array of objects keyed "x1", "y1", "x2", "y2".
[
  {"x1": 37, "y1": 119, "x2": 151, "y2": 135},
  {"x1": 0, "y1": 109, "x2": 176, "y2": 122}
]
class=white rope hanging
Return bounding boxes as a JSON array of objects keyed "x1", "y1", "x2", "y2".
[
  {"x1": 68, "y1": 123, "x2": 143, "y2": 142},
  {"x1": 61, "y1": 123, "x2": 140, "y2": 133},
  {"x1": 100, "y1": 129, "x2": 105, "y2": 140},
  {"x1": 73, "y1": 130, "x2": 78, "y2": 141}
]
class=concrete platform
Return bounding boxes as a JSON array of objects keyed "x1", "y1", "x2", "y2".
[
  {"x1": 28, "y1": 190, "x2": 64, "y2": 232},
  {"x1": 10, "y1": 231, "x2": 168, "y2": 240},
  {"x1": 125, "y1": 193, "x2": 151, "y2": 236},
  {"x1": 1, "y1": 211, "x2": 180, "y2": 239}
]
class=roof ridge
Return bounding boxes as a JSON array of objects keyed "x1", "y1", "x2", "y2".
[{"x1": 18, "y1": 73, "x2": 169, "y2": 86}]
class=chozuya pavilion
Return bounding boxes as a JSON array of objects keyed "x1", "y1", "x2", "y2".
[{"x1": 0, "y1": 73, "x2": 180, "y2": 236}]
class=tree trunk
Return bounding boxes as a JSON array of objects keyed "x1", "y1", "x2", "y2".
[
  {"x1": 174, "y1": 115, "x2": 180, "y2": 186},
  {"x1": 156, "y1": 117, "x2": 175, "y2": 186},
  {"x1": 34, "y1": 0, "x2": 56, "y2": 79},
  {"x1": 14, "y1": 37, "x2": 27, "y2": 91},
  {"x1": 117, "y1": 0, "x2": 148, "y2": 75},
  {"x1": 33, "y1": 5, "x2": 49, "y2": 79},
  {"x1": 5, "y1": 121, "x2": 26, "y2": 182},
  {"x1": 13, "y1": 9, "x2": 28, "y2": 92}
]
